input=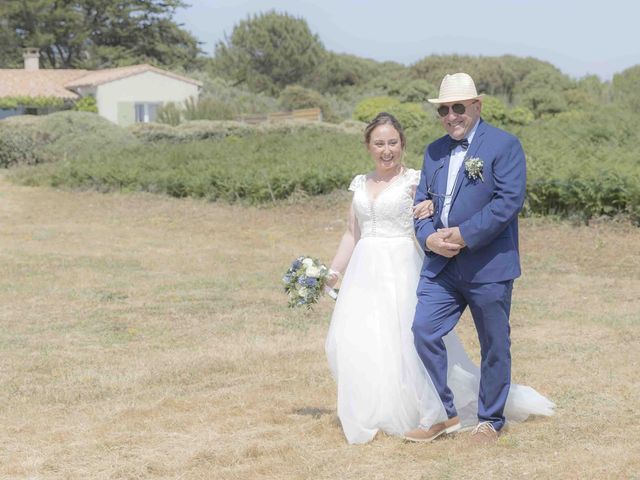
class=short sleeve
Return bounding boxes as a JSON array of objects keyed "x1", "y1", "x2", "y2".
[
  {"x1": 348, "y1": 174, "x2": 366, "y2": 192},
  {"x1": 407, "y1": 168, "x2": 421, "y2": 187}
]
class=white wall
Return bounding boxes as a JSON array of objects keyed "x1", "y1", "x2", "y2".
[{"x1": 95, "y1": 71, "x2": 199, "y2": 125}]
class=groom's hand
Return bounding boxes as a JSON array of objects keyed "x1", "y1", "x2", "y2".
[
  {"x1": 426, "y1": 231, "x2": 463, "y2": 258},
  {"x1": 437, "y1": 227, "x2": 466, "y2": 248}
]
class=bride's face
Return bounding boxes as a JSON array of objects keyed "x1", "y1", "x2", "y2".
[{"x1": 367, "y1": 124, "x2": 403, "y2": 174}]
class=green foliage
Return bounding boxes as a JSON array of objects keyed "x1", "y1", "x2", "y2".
[
  {"x1": 0, "y1": 122, "x2": 48, "y2": 167},
  {"x1": 278, "y1": 85, "x2": 334, "y2": 121},
  {"x1": 612, "y1": 65, "x2": 640, "y2": 109},
  {"x1": 507, "y1": 106, "x2": 535, "y2": 126},
  {"x1": 305, "y1": 53, "x2": 399, "y2": 94},
  {"x1": 411, "y1": 55, "x2": 574, "y2": 109},
  {"x1": 189, "y1": 72, "x2": 279, "y2": 115},
  {"x1": 183, "y1": 97, "x2": 237, "y2": 122},
  {"x1": 156, "y1": 102, "x2": 182, "y2": 126},
  {"x1": 0, "y1": 111, "x2": 136, "y2": 167},
  {"x1": 6, "y1": 112, "x2": 640, "y2": 223},
  {"x1": 480, "y1": 96, "x2": 508, "y2": 126},
  {"x1": 0, "y1": 96, "x2": 65, "y2": 109},
  {"x1": 367, "y1": 78, "x2": 436, "y2": 103},
  {"x1": 9, "y1": 126, "x2": 388, "y2": 203},
  {"x1": 480, "y1": 96, "x2": 534, "y2": 127},
  {"x1": 129, "y1": 119, "x2": 363, "y2": 144},
  {"x1": 387, "y1": 103, "x2": 429, "y2": 130},
  {"x1": 519, "y1": 105, "x2": 640, "y2": 222},
  {"x1": 0, "y1": 0, "x2": 200, "y2": 70},
  {"x1": 352, "y1": 97, "x2": 400, "y2": 123},
  {"x1": 352, "y1": 97, "x2": 427, "y2": 130},
  {"x1": 0, "y1": 33, "x2": 638, "y2": 224},
  {"x1": 73, "y1": 96, "x2": 97, "y2": 113},
  {"x1": 213, "y1": 11, "x2": 325, "y2": 95}
]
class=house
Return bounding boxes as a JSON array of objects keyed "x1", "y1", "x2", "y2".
[{"x1": 0, "y1": 49, "x2": 202, "y2": 125}]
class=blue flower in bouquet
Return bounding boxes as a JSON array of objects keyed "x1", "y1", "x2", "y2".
[{"x1": 283, "y1": 256, "x2": 335, "y2": 309}]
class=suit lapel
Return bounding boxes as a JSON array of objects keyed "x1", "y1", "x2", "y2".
[{"x1": 449, "y1": 120, "x2": 486, "y2": 208}]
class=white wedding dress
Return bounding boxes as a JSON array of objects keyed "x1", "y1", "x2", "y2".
[{"x1": 325, "y1": 168, "x2": 554, "y2": 444}]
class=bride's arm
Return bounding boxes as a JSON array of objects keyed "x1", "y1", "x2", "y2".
[
  {"x1": 411, "y1": 185, "x2": 434, "y2": 219},
  {"x1": 326, "y1": 204, "x2": 360, "y2": 288}
]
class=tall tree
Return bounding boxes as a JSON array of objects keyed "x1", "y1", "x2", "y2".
[
  {"x1": 213, "y1": 11, "x2": 325, "y2": 95},
  {"x1": 612, "y1": 65, "x2": 640, "y2": 110},
  {"x1": 0, "y1": 0, "x2": 201, "y2": 69}
]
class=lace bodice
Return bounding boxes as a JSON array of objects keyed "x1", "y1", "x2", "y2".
[{"x1": 349, "y1": 169, "x2": 421, "y2": 238}]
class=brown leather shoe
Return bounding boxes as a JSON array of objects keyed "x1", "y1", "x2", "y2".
[
  {"x1": 469, "y1": 421, "x2": 500, "y2": 445},
  {"x1": 403, "y1": 416, "x2": 461, "y2": 443}
]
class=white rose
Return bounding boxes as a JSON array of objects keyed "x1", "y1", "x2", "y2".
[
  {"x1": 302, "y1": 258, "x2": 314, "y2": 267},
  {"x1": 306, "y1": 266, "x2": 321, "y2": 278}
]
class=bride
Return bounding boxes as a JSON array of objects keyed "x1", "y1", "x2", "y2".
[{"x1": 324, "y1": 112, "x2": 554, "y2": 444}]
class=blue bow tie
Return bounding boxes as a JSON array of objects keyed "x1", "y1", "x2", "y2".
[{"x1": 449, "y1": 138, "x2": 469, "y2": 151}]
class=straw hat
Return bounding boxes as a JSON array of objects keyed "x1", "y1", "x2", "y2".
[{"x1": 427, "y1": 72, "x2": 484, "y2": 104}]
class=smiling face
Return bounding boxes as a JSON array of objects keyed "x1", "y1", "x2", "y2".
[
  {"x1": 439, "y1": 99, "x2": 482, "y2": 140},
  {"x1": 367, "y1": 123, "x2": 404, "y2": 175}
]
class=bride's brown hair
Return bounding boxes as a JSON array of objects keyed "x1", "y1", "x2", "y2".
[{"x1": 363, "y1": 112, "x2": 407, "y2": 150}]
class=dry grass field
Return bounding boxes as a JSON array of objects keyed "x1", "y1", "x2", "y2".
[{"x1": 0, "y1": 174, "x2": 639, "y2": 480}]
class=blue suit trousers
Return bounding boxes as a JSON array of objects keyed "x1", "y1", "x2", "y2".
[{"x1": 412, "y1": 257, "x2": 513, "y2": 430}]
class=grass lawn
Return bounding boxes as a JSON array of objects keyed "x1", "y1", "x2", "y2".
[{"x1": 0, "y1": 174, "x2": 638, "y2": 479}]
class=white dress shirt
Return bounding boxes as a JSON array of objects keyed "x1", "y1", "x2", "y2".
[{"x1": 440, "y1": 120, "x2": 480, "y2": 228}]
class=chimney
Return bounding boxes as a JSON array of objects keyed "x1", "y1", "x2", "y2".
[{"x1": 23, "y1": 48, "x2": 40, "y2": 71}]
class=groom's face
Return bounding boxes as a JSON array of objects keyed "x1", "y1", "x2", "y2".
[{"x1": 439, "y1": 99, "x2": 482, "y2": 140}]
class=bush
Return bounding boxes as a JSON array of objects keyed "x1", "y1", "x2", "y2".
[
  {"x1": 352, "y1": 96, "x2": 399, "y2": 123},
  {"x1": 187, "y1": 72, "x2": 278, "y2": 115},
  {"x1": 278, "y1": 85, "x2": 334, "y2": 121},
  {"x1": 0, "y1": 111, "x2": 138, "y2": 167},
  {"x1": 73, "y1": 96, "x2": 98, "y2": 113},
  {"x1": 352, "y1": 97, "x2": 428, "y2": 130},
  {"x1": 387, "y1": 103, "x2": 428, "y2": 130},
  {"x1": 480, "y1": 96, "x2": 508, "y2": 126},
  {"x1": 156, "y1": 102, "x2": 182, "y2": 126},
  {"x1": 0, "y1": 125, "x2": 49, "y2": 167},
  {"x1": 507, "y1": 106, "x2": 534, "y2": 126},
  {"x1": 183, "y1": 96, "x2": 237, "y2": 121}
]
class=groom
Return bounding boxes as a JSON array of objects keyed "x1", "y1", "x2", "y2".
[{"x1": 405, "y1": 73, "x2": 526, "y2": 444}]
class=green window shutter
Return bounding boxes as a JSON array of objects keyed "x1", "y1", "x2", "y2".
[{"x1": 117, "y1": 102, "x2": 135, "y2": 126}]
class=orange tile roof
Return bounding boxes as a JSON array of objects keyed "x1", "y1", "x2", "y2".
[
  {"x1": 0, "y1": 64, "x2": 201, "y2": 100},
  {"x1": 0, "y1": 69, "x2": 87, "y2": 99}
]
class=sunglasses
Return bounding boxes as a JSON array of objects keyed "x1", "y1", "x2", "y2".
[{"x1": 437, "y1": 100, "x2": 477, "y2": 118}]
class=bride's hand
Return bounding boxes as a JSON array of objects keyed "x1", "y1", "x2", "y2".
[
  {"x1": 413, "y1": 199, "x2": 434, "y2": 219},
  {"x1": 326, "y1": 269, "x2": 340, "y2": 288}
]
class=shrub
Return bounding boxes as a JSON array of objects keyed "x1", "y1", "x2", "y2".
[
  {"x1": 480, "y1": 96, "x2": 508, "y2": 126},
  {"x1": 352, "y1": 96, "x2": 400, "y2": 123},
  {"x1": 278, "y1": 85, "x2": 334, "y2": 121},
  {"x1": 0, "y1": 125, "x2": 49, "y2": 167},
  {"x1": 352, "y1": 97, "x2": 428, "y2": 130},
  {"x1": 0, "y1": 111, "x2": 137, "y2": 167},
  {"x1": 73, "y1": 96, "x2": 98, "y2": 113},
  {"x1": 156, "y1": 102, "x2": 182, "y2": 126},
  {"x1": 183, "y1": 96, "x2": 237, "y2": 121},
  {"x1": 387, "y1": 103, "x2": 428, "y2": 130},
  {"x1": 128, "y1": 122, "x2": 186, "y2": 143},
  {"x1": 507, "y1": 106, "x2": 534, "y2": 126}
]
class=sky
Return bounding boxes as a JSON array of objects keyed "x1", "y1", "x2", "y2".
[{"x1": 174, "y1": 0, "x2": 640, "y2": 81}]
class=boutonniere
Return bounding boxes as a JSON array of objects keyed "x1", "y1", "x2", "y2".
[{"x1": 464, "y1": 157, "x2": 484, "y2": 182}]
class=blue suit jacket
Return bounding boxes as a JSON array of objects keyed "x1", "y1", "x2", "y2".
[{"x1": 414, "y1": 119, "x2": 526, "y2": 283}]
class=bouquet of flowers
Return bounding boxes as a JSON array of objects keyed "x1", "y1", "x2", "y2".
[{"x1": 283, "y1": 256, "x2": 338, "y2": 309}]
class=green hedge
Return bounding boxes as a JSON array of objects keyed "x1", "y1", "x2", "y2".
[
  {"x1": 0, "y1": 111, "x2": 136, "y2": 167},
  {"x1": 3, "y1": 111, "x2": 639, "y2": 224}
]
